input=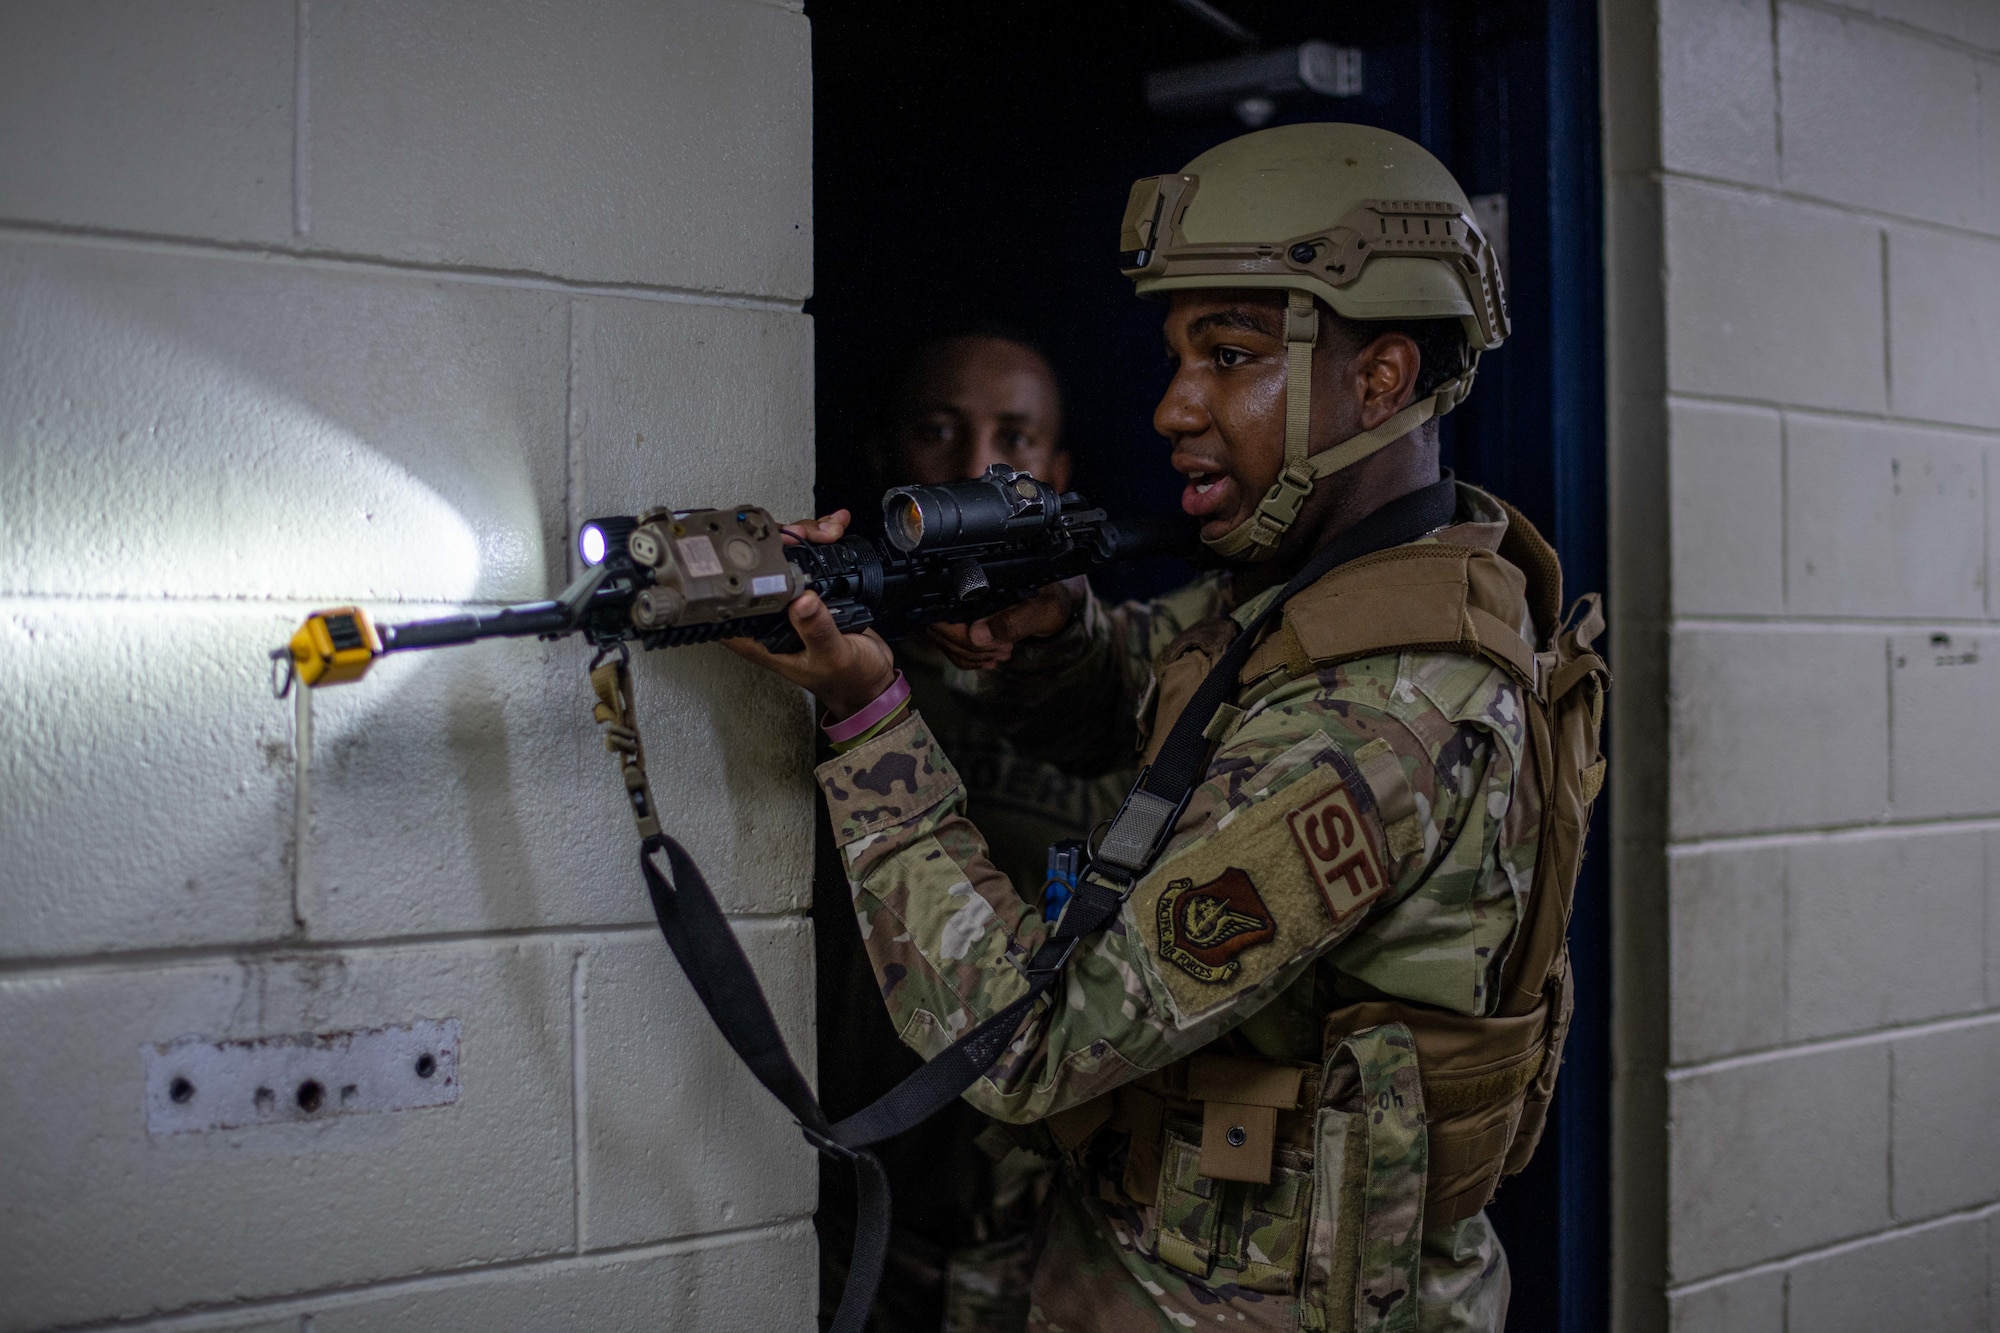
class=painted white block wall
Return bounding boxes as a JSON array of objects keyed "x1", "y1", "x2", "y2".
[
  {"x1": 0, "y1": 2, "x2": 817, "y2": 1329},
  {"x1": 1608, "y1": 0, "x2": 2000, "y2": 1328}
]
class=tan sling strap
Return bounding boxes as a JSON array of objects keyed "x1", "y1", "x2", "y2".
[{"x1": 590, "y1": 657, "x2": 663, "y2": 840}]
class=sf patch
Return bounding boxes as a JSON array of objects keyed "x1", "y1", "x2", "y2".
[
  {"x1": 1285, "y1": 780, "x2": 1388, "y2": 925},
  {"x1": 1156, "y1": 868, "x2": 1276, "y2": 983}
]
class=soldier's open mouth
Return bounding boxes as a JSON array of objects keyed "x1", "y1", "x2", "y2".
[{"x1": 1180, "y1": 470, "x2": 1235, "y2": 518}]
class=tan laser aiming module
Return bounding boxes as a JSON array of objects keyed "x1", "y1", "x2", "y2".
[{"x1": 625, "y1": 507, "x2": 806, "y2": 631}]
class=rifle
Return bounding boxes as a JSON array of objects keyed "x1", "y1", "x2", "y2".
[{"x1": 272, "y1": 464, "x2": 1195, "y2": 693}]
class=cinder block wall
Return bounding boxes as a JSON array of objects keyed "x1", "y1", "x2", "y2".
[
  {"x1": 0, "y1": 3, "x2": 817, "y2": 1328},
  {"x1": 1605, "y1": 0, "x2": 2000, "y2": 1328}
]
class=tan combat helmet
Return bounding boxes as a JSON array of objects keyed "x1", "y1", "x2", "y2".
[{"x1": 1120, "y1": 122, "x2": 1509, "y2": 561}]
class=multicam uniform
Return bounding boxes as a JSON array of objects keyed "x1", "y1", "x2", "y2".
[
  {"x1": 880, "y1": 643, "x2": 1134, "y2": 1332},
  {"x1": 904, "y1": 639, "x2": 1135, "y2": 897},
  {"x1": 818, "y1": 486, "x2": 1556, "y2": 1332}
]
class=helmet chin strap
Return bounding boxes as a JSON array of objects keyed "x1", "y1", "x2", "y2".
[{"x1": 1202, "y1": 291, "x2": 1479, "y2": 563}]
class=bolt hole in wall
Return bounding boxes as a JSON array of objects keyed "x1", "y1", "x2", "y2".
[
  {"x1": 144, "y1": 1019, "x2": 460, "y2": 1135},
  {"x1": 810, "y1": 1, "x2": 1606, "y2": 1328}
]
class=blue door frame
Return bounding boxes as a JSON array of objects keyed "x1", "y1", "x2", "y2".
[
  {"x1": 1424, "y1": 3, "x2": 1611, "y2": 1328},
  {"x1": 1261, "y1": 4, "x2": 1611, "y2": 1324}
]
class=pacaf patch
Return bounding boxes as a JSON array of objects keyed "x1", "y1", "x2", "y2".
[
  {"x1": 1130, "y1": 766, "x2": 1353, "y2": 1029},
  {"x1": 1156, "y1": 868, "x2": 1276, "y2": 983},
  {"x1": 1285, "y1": 780, "x2": 1388, "y2": 924}
]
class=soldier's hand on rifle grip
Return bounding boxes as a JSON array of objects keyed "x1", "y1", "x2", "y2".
[
  {"x1": 926, "y1": 576, "x2": 1083, "y2": 670},
  {"x1": 726, "y1": 510, "x2": 899, "y2": 721},
  {"x1": 778, "y1": 510, "x2": 853, "y2": 548}
]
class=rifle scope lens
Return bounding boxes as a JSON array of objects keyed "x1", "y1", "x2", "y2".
[
  {"x1": 578, "y1": 523, "x2": 609, "y2": 566},
  {"x1": 884, "y1": 468, "x2": 1054, "y2": 553},
  {"x1": 886, "y1": 494, "x2": 925, "y2": 553}
]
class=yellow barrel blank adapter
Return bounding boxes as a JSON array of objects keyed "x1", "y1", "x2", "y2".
[{"x1": 283, "y1": 607, "x2": 382, "y2": 689}]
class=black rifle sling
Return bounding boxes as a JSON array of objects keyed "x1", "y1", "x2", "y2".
[
  {"x1": 1086, "y1": 477, "x2": 1462, "y2": 880},
  {"x1": 618, "y1": 476, "x2": 1459, "y2": 1332},
  {"x1": 636, "y1": 835, "x2": 889, "y2": 1333}
]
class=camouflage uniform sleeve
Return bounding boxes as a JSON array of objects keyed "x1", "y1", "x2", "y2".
[
  {"x1": 943, "y1": 572, "x2": 1232, "y2": 772},
  {"x1": 816, "y1": 649, "x2": 1519, "y2": 1125}
]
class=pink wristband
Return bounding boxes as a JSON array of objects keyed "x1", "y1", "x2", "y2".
[{"x1": 822, "y1": 670, "x2": 911, "y2": 744}]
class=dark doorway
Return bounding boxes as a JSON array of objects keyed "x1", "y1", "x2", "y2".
[{"x1": 808, "y1": 2, "x2": 1609, "y2": 1327}]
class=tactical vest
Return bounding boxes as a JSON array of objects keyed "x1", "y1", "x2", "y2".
[{"x1": 1135, "y1": 498, "x2": 1606, "y2": 1231}]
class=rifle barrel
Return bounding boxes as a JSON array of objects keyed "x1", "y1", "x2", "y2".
[{"x1": 379, "y1": 601, "x2": 571, "y2": 652}]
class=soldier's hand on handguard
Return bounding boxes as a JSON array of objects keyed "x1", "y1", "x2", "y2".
[
  {"x1": 775, "y1": 511, "x2": 852, "y2": 549},
  {"x1": 723, "y1": 510, "x2": 900, "y2": 721},
  {"x1": 925, "y1": 577, "x2": 1083, "y2": 670}
]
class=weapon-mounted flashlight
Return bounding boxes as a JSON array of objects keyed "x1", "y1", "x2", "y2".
[{"x1": 578, "y1": 516, "x2": 638, "y2": 568}]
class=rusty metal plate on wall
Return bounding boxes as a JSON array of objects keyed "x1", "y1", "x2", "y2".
[{"x1": 144, "y1": 1019, "x2": 460, "y2": 1136}]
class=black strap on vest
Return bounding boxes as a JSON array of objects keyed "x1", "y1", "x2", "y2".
[
  {"x1": 631, "y1": 476, "x2": 1459, "y2": 1333},
  {"x1": 1088, "y1": 477, "x2": 1461, "y2": 882}
]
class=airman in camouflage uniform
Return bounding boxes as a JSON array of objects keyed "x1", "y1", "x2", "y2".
[
  {"x1": 818, "y1": 484, "x2": 1528, "y2": 1330},
  {"x1": 734, "y1": 124, "x2": 1564, "y2": 1332},
  {"x1": 872, "y1": 331, "x2": 1127, "y2": 896},
  {"x1": 852, "y1": 332, "x2": 1091, "y2": 1332}
]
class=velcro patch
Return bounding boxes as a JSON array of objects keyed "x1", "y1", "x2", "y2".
[
  {"x1": 1132, "y1": 766, "x2": 1350, "y2": 1028},
  {"x1": 1284, "y1": 781, "x2": 1389, "y2": 925},
  {"x1": 1157, "y1": 869, "x2": 1276, "y2": 983}
]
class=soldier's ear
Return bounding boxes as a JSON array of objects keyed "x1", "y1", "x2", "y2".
[{"x1": 1358, "y1": 332, "x2": 1422, "y2": 429}]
